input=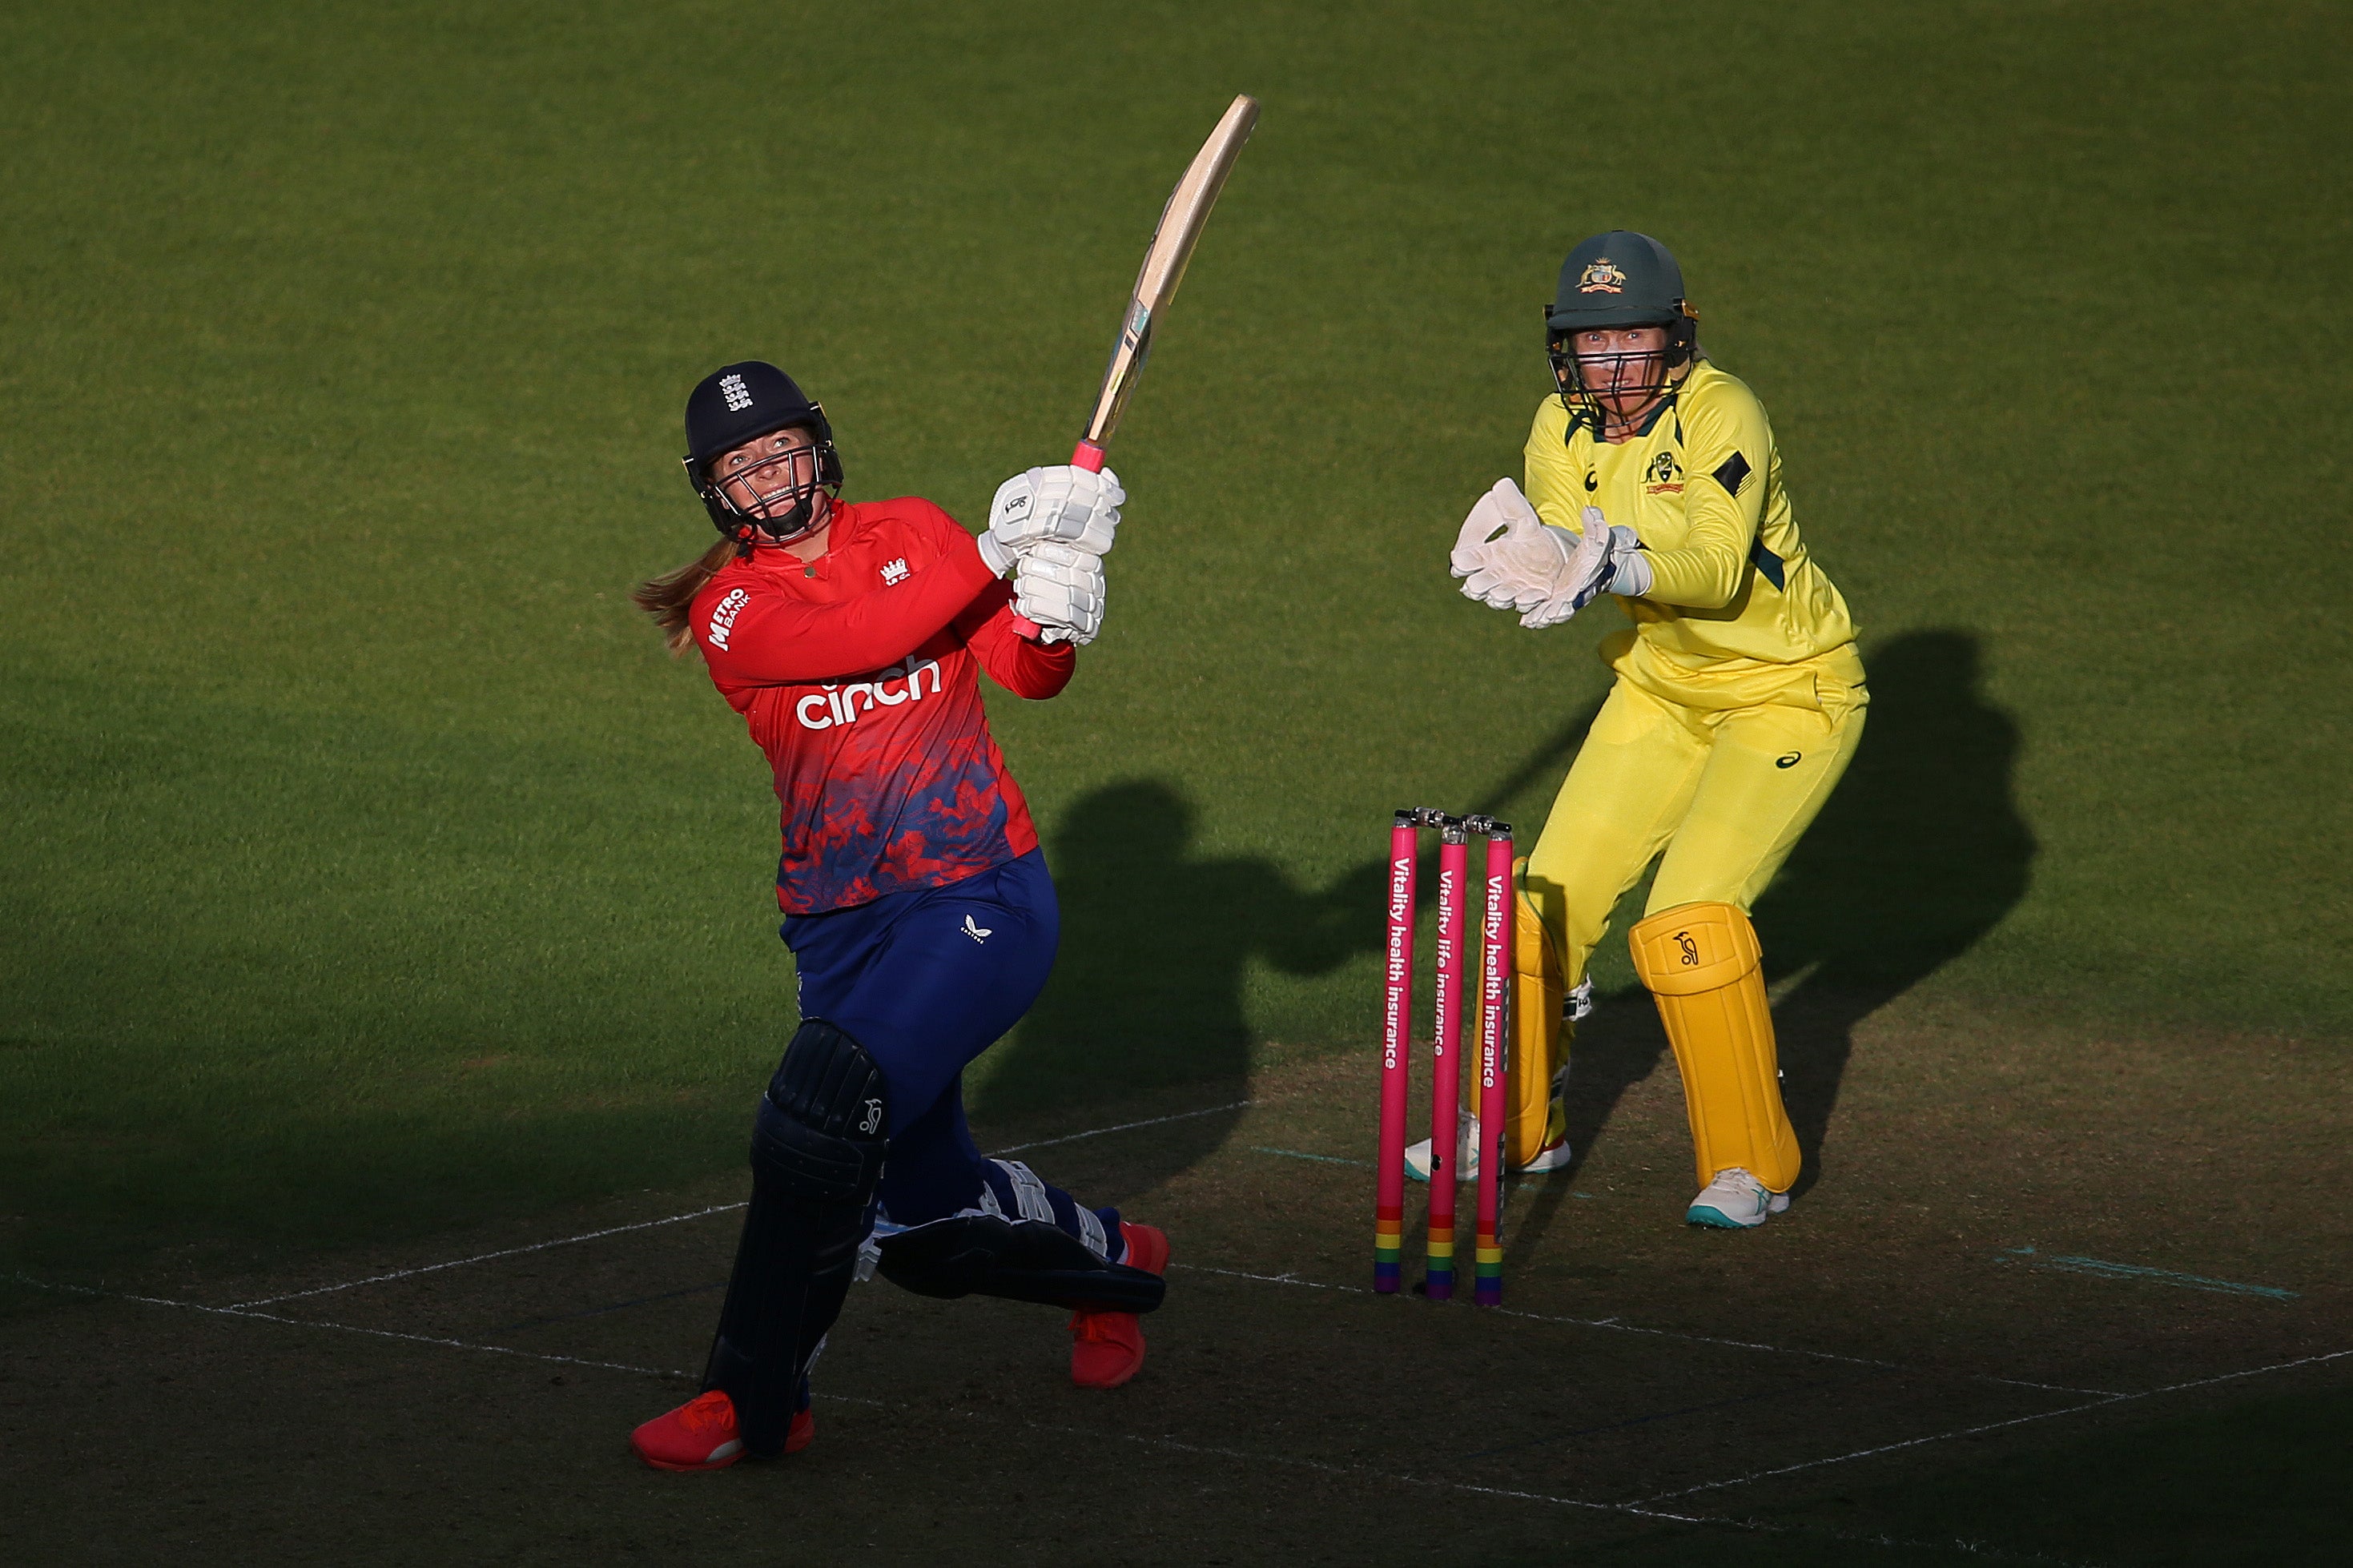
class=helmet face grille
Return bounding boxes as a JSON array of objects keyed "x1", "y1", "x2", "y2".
[
  {"x1": 1546, "y1": 312, "x2": 1695, "y2": 437},
  {"x1": 684, "y1": 435, "x2": 843, "y2": 546}
]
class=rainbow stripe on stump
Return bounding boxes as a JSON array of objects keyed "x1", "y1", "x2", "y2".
[
  {"x1": 1374, "y1": 1206, "x2": 1403, "y2": 1291},
  {"x1": 1423, "y1": 1224, "x2": 1455, "y2": 1300},
  {"x1": 1474, "y1": 1236, "x2": 1503, "y2": 1305}
]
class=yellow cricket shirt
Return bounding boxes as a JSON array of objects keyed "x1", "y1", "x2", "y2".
[{"x1": 1522, "y1": 360, "x2": 1858, "y2": 691}]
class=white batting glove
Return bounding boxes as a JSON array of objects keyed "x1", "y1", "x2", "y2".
[
  {"x1": 981, "y1": 465, "x2": 1125, "y2": 575},
  {"x1": 1450, "y1": 480, "x2": 1580, "y2": 612},
  {"x1": 1012, "y1": 541, "x2": 1106, "y2": 645}
]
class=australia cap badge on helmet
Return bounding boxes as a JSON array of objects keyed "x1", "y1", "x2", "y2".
[{"x1": 1546, "y1": 231, "x2": 1694, "y2": 335}]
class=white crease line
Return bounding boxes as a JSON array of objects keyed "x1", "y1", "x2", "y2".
[
  {"x1": 1643, "y1": 1345, "x2": 2353, "y2": 1501},
  {"x1": 963, "y1": 1408, "x2": 1719, "y2": 1525},
  {"x1": 1971, "y1": 1373, "x2": 2123, "y2": 1396},
  {"x1": 227, "y1": 1203, "x2": 749, "y2": 1309},
  {"x1": 12, "y1": 1272, "x2": 686, "y2": 1381},
  {"x1": 1172, "y1": 1263, "x2": 2124, "y2": 1397},
  {"x1": 1494, "y1": 1306, "x2": 2122, "y2": 1395},
  {"x1": 223, "y1": 1101, "x2": 1257, "y2": 1308},
  {"x1": 1180, "y1": 1263, "x2": 1342, "y2": 1289},
  {"x1": 1494, "y1": 1304, "x2": 1898, "y2": 1369},
  {"x1": 951, "y1": 1409, "x2": 2089, "y2": 1561},
  {"x1": 215, "y1": 1309, "x2": 685, "y2": 1381},
  {"x1": 5, "y1": 1272, "x2": 1736, "y2": 1530},
  {"x1": 991, "y1": 1100, "x2": 1253, "y2": 1155},
  {"x1": 0, "y1": 1270, "x2": 2150, "y2": 1559},
  {"x1": 21, "y1": 1268, "x2": 1683, "y2": 1523}
]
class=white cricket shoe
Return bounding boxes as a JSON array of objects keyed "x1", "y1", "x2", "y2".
[
  {"x1": 1403, "y1": 1108, "x2": 1572, "y2": 1180},
  {"x1": 1686, "y1": 1168, "x2": 1790, "y2": 1228},
  {"x1": 1518, "y1": 1080, "x2": 1575, "y2": 1172},
  {"x1": 1402, "y1": 1110, "x2": 1475, "y2": 1182},
  {"x1": 1517, "y1": 1132, "x2": 1575, "y2": 1173}
]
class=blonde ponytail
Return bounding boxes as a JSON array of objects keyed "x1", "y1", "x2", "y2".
[{"x1": 632, "y1": 538, "x2": 739, "y2": 657}]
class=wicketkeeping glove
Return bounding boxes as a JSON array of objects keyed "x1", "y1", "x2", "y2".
[
  {"x1": 1518, "y1": 507, "x2": 1651, "y2": 628},
  {"x1": 1449, "y1": 479, "x2": 1579, "y2": 611},
  {"x1": 979, "y1": 464, "x2": 1125, "y2": 573},
  {"x1": 1012, "y1": 541, "x2": 1107, "y2": 645}
]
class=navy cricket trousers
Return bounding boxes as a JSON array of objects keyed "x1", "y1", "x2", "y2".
[{"x1": 782, "y1": 850, "x2": 1120, "y2": 1248}]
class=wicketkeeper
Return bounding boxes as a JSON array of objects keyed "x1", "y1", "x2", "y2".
[
  {"x1": 1442, "y1": 232, "x2": 1868, "y2": 1228},
  {"x1": 624, "y1": 361, "x2": 1168, "y2": 1470}
]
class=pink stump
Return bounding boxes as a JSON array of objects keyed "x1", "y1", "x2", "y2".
[
  {"x1": 1474, "y1": 826, "x2": 1514, "y2": 1305},
  {"x1": 1374, "y1": 811, "x2": 1418, "y2": 1293},
  {"x1": 1425, "y1": 818, "x2": 1469, "y2": 1299}
]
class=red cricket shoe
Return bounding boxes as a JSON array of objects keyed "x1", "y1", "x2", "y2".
[
  {"x1": 629, "y1": 1388, "x2": 814, "y2": 1471},
  {"x1": 1070, "y1": 1221, "x2": 1169, "y2": 1391}
]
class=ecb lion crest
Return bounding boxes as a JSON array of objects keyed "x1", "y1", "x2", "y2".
[{"x1": 1578, "y1": 257, "x2": 1628, "y2": 294}]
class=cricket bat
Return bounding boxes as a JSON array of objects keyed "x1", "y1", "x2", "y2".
[{"x1": 1008, "y1": 92, "x2": 1260, "y2": 638}]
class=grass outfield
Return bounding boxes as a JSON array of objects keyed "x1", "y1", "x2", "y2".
[{"x1": 2, "y1": 0, "x2": 2349, "y2": 1397}]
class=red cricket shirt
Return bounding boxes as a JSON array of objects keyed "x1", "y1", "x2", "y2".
[{"x1": 687, "y1": 497, "x2": 1074, "y2": 914}]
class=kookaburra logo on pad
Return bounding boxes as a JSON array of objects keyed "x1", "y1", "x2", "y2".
[
  {"x1": 859, "y1": 1099, "x2": 883, "y2": 1135},
  {"x1": 1579, "y1": 258, "x2": 1627, "y2": 294},
  {"x1": 719, "y1": 373, "x2": 753, "y2": 412}
]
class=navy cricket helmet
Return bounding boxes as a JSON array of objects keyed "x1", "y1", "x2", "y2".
[{"x1": 683, "y1": 360, "x2": 844, "y2": 545}]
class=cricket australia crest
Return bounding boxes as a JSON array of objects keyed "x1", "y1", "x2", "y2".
[
  {"x1": 1578, "y1": 258, "x2": 1628, "y2": 294},
  {"x1": 1644, "y1": 450, "x2": 1684, "y2": 495}
]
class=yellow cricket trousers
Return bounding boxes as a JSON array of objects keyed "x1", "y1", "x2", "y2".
[{"x1": 1522, "y1": 638, "x2": 1868, "y2": 991}]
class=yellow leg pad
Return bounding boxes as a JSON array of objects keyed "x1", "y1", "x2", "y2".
[
  {"x1": 1507, "y1": 858, "x2": 1564, "y2": 1168},
  {"x1": 1627, "y1": 902, "x2": 1799, "y2": 1194}
]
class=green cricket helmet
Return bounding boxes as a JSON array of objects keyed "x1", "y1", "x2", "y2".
[{"x1": 1544, "y1": 231, "x2": 1700, "y2": 427}]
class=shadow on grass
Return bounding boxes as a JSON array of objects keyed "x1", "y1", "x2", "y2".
[
  {"x1": 970, "y1": 780, "x2": 1377, "y2": 1201},
  {"x1": 975, "y1": 632, "x2": 2028, "y2": 1223},
  {"x1": 971, "y1": 719, "x2": 1597, "y2": 1202},
  {"x1": 1515, "y1": 629, "x2": 2034, "y2": 1242}
]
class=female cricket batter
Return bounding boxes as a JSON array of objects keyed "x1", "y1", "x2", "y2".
[
  {"x1": 624, "y1": 360, "x2": 1168, "y2": 1471},
  {"x1": 1448, "y1": 232, "x2": 1867, "y2": 1228}
]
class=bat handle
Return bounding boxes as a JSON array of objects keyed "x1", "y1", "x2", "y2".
[{"x1": 1006, "y1": 441, "x2": 1110, "y2": 640}]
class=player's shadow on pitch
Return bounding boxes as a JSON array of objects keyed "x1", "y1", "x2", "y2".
[
  {"x1": 971, "y1": 708, "x2": 1595, "y2": 1201},
  {"x1": 970, "y1": 779, "x2": 1382, "y2": 1200},
  {"x1": 1518, "y1": 629, "x2": 2034, "y2": 1242}
]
